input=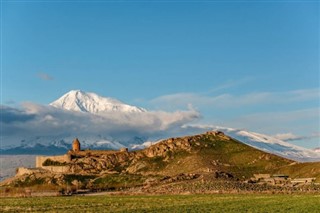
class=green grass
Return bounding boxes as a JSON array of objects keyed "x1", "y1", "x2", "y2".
[{"x1": 1, "y1": 194, "x2": 319, "y2": 212}]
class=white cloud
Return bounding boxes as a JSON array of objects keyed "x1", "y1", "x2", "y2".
[
  {"x1": 274, "y1": 132, "x2": 320, "y2": 142},
  {"x1": 150, "y1": 88, "x2": 319, "y2": 109},
  {"x1": 202, "y1": 77, "x2": 254, "y2": 95},
  {"x1": 37, "y1": 72, "x2": 54, "y2": 81},
  {"x1": 1, "y1": 103, "x2": 200, "y2": 146},
  {"x1": 274, "y1": 133, "x2": 303, "y2": 141}
]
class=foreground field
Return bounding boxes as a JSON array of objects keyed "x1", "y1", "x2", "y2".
[{"x1": 1, "y1": 194, "x2": 320, "y2": 212}]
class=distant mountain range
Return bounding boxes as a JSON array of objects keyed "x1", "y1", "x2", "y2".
[
  {"x1": 1, "y1": 135, "x2": 144, "y2": 155},
  {"x1": 1, "y1": 90, "x2": 319, "y2": 162}
]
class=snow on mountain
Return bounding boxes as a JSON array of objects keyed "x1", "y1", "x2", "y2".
[
  {"x1": 213, "y1": 127, "x2": 320, "y2": 162},
  {"x1": 93, "y1": 140, "x2": 125, "y2": 150},
  {"x1": 314, "y1": 148, "x2": 320, "y2": 153},
  {"x1": 0, "y1": 134, "x2": 146, "y2": 155},
  {"x1": 131, "y1": 141, "x2": 159, "y2": 150},
  {"x1": 50, "y1": 90, "x2": 146, "y2": 114}
]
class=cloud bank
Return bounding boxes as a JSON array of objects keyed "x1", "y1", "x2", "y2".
[
  {"x1": 274, "y1": 132, "x2": 320, "y2": 142},
  {"x1": 151, "y1": 88, "x2": 319, "y2": 109},
  {"x1": 0, "y1": 103, "x2": 200, "y2": 147}
]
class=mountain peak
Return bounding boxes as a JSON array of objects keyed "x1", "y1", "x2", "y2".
[{"x1": 50, "y1": 90, "x2": 146, "y2": 114}]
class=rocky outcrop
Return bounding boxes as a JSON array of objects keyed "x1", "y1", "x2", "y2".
[
  {"x1": 143, "y1": 137, "x2": 193, "y2": 158},
  {"x1": 214, "y1": 171, "x2": 234, "y2": 179},
  {"x1": 69, "y1": 151, "x2": 135, "y2": 174},
  {"x1": 142, "y1": 131, "x2": 231, "y2": 158},
  {"x1": 15, "y1": 167, "x2": 47, "y2": 176},
  {"x1": 160, "y1": 173, "x2": 200, "y2": 183}
]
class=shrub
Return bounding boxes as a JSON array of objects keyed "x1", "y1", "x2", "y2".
[
  {"x1": 63, "y1": 174, "x2": 96, "y2": 185},
  {"x1": 42, "y1": 159, "x2": 67, "y2": 166}
]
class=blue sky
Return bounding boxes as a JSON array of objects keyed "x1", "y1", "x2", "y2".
[{"x1": 1, "y1": 1, "x2": 319, "y2": 148}]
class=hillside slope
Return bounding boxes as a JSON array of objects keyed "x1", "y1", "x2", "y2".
[{"x1": 131, "y1": 131, "x2": 294, "y2": 179}]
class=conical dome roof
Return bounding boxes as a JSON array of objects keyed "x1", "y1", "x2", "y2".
[
  {"x1": 73, "y1": 138, "x2": 80, "y2": 145},
  {"x1": 72, "y1": 138, "x2": 80, "y2": 152}
]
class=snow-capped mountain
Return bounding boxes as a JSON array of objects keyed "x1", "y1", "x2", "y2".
[
  {"x1": 213, "y1": 127, "x2": 320, "y2": 162},
  {"x1": 50, "y1": 90, "x2": 146, "y2": 114},
  {"x1": 314, "y1": 148, "x2": 320, "y2": 153}
]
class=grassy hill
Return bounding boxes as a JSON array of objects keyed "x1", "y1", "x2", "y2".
[{"x1": 131, "y1": 131, "x2": 294, "y2": 179}]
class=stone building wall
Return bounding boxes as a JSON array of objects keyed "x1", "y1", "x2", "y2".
[
  {"x1": 16, "y1": 167, "x2": 43, "y2": 176},
  {"x1": 41, "y1": 166, "x2": 69, "y2": 173},
  {"x1": 36, "y1": 154, "x2": 71, "y2": 168},
  {"x1": 16, "y1": 166, "x2": 69, "y2": 176}
]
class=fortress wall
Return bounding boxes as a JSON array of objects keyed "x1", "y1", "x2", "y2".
[
  {"x1": 36, "y1": 156, "x2": 47, "y2": 168},
  {"x1": 42, "y1": 166, "x2": 69, "y2": 173},
  {"x1": 36, "y1": 154, "x2": 70, "y2": 168},
  {"x1": 16, "y1": 167, "x2": 33, "y2": 176},
  {"x1": 77, "y1": 150, "x2": 118, "y2": 155},
  {"x1": 16, "y1": 166, "x2": 69, "y2": 175},
  {"x1": 16, "y1": 167, "x2": 43, "y2": 176},
  {"x1": 69, "y1": 150, "x2": 118, "y2": 158}
]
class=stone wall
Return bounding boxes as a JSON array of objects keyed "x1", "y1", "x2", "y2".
[
  {"x1": 36, "y1": 154, "x2": 71, "y2": 168},
  {"x1": 69, "y1": 150, "x2": 118, "y2": 157},
  {"x1": 16, "y1": 167, "x2": 43, "y2": 176},
  {"x1": 41, "y1": 166, "x2": 69, "y2": 173},
  {"x1": 292, "y1": 178, "x2": 316, "y2": 184},
  {"x1": 16, "y1": 166, "x2": 69, "y2": 176}
]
